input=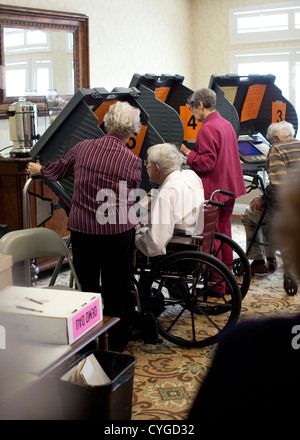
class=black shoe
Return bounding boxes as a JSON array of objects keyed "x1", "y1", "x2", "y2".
[
  {"x1": 251, "y1": 260, "x2": 268, "y2": 275},
  {"x1": 128, "y1": 326, "x2": 143, "y2": 341},
  {"x1": 267, "y1": 257, "x2": 277, "y2": 272}
]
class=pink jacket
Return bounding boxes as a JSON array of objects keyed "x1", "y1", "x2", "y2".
[{"x1": 187, "y1": 112, "x2": 246, "y2": 203}]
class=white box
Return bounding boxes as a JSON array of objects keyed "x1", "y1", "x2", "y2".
[{"x1": 0, "y1": 286, "x2": 102, "y2": 345}]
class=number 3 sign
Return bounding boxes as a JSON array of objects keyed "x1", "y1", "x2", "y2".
[
  {"x1": 179, "y1": 106, "x2": 202, "y2": 141},
  {"x1": 272, "y1": 101, "x2": 286, "y2": 123}
]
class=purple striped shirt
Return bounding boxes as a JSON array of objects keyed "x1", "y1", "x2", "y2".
[{"x1": 41, "y1": 134, "x2": 142, "y2": 235}]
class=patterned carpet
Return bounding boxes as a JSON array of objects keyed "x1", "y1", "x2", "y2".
[
  {"x1": 36, "y1": 222, "x2": 300, "y2": 420},
  {"x1": 126, "y1": 223, "x2": 300, "y2": 420}
]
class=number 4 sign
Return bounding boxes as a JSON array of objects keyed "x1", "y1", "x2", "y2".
[{"x1": 180, "y1": 106, "x2": 202, "y2": 141}]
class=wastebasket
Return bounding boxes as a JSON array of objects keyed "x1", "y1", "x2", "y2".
[{"x1": 57, "y1": 350, "x2": 136, "y2": 420}]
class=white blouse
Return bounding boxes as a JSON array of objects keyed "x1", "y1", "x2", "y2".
[{"x1": 135, "y1": 169, "x2": 204, "y2": 257}]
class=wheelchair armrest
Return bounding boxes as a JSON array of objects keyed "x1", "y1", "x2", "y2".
[
  {"x1": 173, "y1": 229, "x2": 191, "y2": 237},
  {"x1": 191, "y1": 234, "x2": 204, "y2": 240}
]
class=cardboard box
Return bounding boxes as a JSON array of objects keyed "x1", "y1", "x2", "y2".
[
  {"x1": 0, "y1": 286, "x2": 102, "y2": 345},
  {"x1": 0, "y1": 255, "x2": 13, "y2": 290}
]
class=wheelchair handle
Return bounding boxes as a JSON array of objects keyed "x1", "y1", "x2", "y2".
[
  {"x1": 209, "y1": 189, "x2": 234, "y2": 201},
  {"x1": 209, "y1": 200, "x2": 224, "y2": 207},
  {"x1": 219, "y1": 190, "x2": 234, "y2": 197}
]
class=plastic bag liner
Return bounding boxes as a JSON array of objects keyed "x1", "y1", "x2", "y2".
[{"x1": 57, "y1": 350, "x2": 136, "y2": 420}]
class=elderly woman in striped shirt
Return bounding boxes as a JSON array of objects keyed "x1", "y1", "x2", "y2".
[{"x1": 28, "y1": 101, "x2": 142, "y2": 350}]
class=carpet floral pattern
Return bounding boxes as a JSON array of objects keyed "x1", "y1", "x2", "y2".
[
  {"x1": 127, "y1": 223, "x2": 300, "y2": 420},
  {"x1": 36, "y1": 223, "x2": 300, "y2": 420}
]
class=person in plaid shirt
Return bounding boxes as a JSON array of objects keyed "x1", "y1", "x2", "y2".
[{"x1": 241, "y1": 120, "x2": 300, "y2": 275}]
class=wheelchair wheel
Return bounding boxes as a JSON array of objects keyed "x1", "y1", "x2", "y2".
[
  {"x1": 143, "y1": 250, "x2": 241, "y2": 348},
  {"x1": 283, "y1": 272, "x2": 298, "y2": 296},
  {"x1": 213, "y1": 232, "x2": 251, "y2": 300}
]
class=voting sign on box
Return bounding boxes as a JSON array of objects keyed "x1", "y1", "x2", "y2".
[{"x1": 0, "y1": 286, "x2": 103, "y2": 345}]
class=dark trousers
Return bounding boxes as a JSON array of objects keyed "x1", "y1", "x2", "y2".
[{"x1": 70, "y1": 229, "x2": 135, "y2": 348}]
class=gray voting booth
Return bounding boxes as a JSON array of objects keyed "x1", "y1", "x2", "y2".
[{"x1": 30, "y1": 87, "x2": 185, "y2": 211}]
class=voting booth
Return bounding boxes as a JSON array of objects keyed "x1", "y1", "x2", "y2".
[
  {"x1": 30, "y1": 87, "x2": 163, "y2": 208},
  {"x1": 29, "y1": 86, "x2": 186, "y2": 209},
  {"x1": 130, "y1": 73, "x2": 299, "y2": 176},
  {"x1": 209, "y1": 74, "x2": 299, "y2": 175},
  {"x1": 209, "y1": 73, "x2": 298, "y2": 138},
  {"x1": 129, "y1": 73, "x2": 198, "y2": 147},
  {"x1": 30, "y1": 75, "x2": 298, "y2": 208}
]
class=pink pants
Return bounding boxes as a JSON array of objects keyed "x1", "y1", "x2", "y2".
[{"x1": 214, "y1": 198, "x2": 235, "y2": 266}]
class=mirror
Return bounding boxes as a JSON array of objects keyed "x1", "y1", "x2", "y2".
[
  {"x1": 4, "y1": 28, "x2": 74, "y2": 97},
  {"x1": 0, "y1": 5, "x2": 89, "y2": 117}
]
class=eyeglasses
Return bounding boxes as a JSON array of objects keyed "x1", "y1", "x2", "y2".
[
  {"x1": 144, "y1": 160, "x2": 156, "y2": 168},
  {"x1": 187, "y1": 104, "x2": 198, "y2": 112}
]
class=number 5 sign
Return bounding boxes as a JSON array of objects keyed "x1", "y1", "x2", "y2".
[{"x1": 180, "y1": 106, "x2": 202, "y2": 141}]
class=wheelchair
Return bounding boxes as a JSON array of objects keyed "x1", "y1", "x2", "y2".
[
  {"x1": 130, "y1": 190, "x2": 251, "y2": 348},
  {"x1": 21, "y1": 178, "x2": 250, "y2": 348}
]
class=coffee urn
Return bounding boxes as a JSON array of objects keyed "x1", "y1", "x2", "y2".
[{"x1": 8, "y1": 98, "x2": 38, "y2": 157}]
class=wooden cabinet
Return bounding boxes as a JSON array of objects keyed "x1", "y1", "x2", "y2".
[
  {"x1": 0, "y1": 158, "x2": 29, "y2": 231},
  {"x1": 0, "y1": 157, "x2": 69, "y2": 277}
]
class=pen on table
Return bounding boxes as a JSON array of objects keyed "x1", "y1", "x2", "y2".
[
  {"x1": 16, "y1": 305, "x2": 44, "y2": 313},
  {"x1": 25, "y1": 296, "x2": 43, "y2": 305}
]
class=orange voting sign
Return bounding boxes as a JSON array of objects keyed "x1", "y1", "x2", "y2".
[
  {"x1": 154, "y1": 87, "x2": 170, "y2": 103},
  {"x1": 126, "y1": 125, "x2": 147, "y2": 157},
  {"x1": 180, "y1": 106, "x2": 202, "y2": 141},
  {"x1": 272, "y1": 101, "x2": 286, "y2": 123},
  {"x1": 94, "y1": 100, "x2": 117, "y2": 126},
  {"x1": 240, "y1": 84, "x2": 266, "y2": 122}
]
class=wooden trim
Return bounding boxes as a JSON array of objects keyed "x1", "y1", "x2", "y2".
[{"x1": 0, "y1": 5, "x2": 89, "y2": 116}]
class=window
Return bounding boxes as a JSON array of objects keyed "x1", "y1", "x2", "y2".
[
  {"x1": 231, "y1": 48, "x2": 300, "y2": 114},
  {"x1": 4, "y1": 28, "x2": 53, "y2": 96},
  {"x1": 4, "y1": 28, "x2": 50, "y2": 53},
  {"x1": 230, "y1": 2, "x2": 300, "y2": 44},
  {"x1": 5, "y1": 63, "x2": 27, "y2": 96},
  {"x1": 230, "y1": 3, "x2": 300, "y2": 121},
  {"x1": 5, "y1": 58, "x2": 53, "y2": 97}
]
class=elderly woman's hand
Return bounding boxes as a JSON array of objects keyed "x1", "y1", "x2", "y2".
[
  {"x1": 179, "y1": 143, "x2": 190, "y2": 158},
  {"x1": 27, "y1": 161, "x2": 42, "y2": 177}
]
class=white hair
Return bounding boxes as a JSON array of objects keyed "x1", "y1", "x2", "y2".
[
  {"x1": 147, "y1": 143, "x2": 182, "y2": 174},
  {"x1": 267, "y1": 121, "x2": 295, "y2": 141},
  {"x1": 103, "y1": 101, "x2": 141, "y2": 139}
]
